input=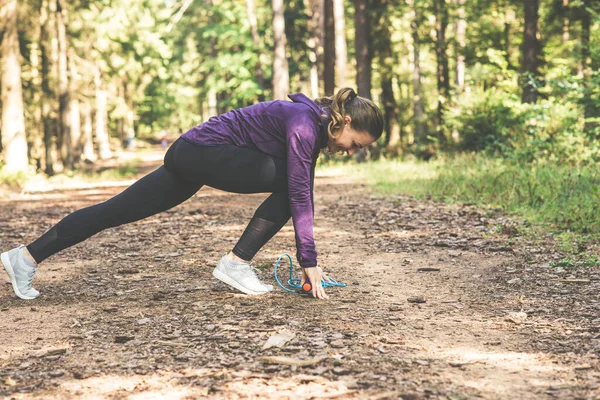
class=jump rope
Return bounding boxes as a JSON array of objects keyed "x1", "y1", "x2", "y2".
[{"x1": 273, "y1": 253, "x2": 346, "y2": 293}]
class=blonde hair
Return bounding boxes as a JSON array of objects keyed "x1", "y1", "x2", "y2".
[{"x1": 315, "y1": 88, "x2": 384, "y2": 142}]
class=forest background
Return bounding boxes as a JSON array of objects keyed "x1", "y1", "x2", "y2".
[{"x1": 1, "y1": 0, "x2": 600, "y2": 242}]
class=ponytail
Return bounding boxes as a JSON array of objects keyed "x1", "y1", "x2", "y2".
[{"x1": 315, "y1": 88, "x2": 383, "y2": 142}]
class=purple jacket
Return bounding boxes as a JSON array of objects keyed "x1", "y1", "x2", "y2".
[{"x1": 181, "y1": 93, "x2": 330, "y2": 267}]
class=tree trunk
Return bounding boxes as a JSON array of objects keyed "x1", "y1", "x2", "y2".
[
  {"x1": 68, "y1": 47, "x2": 81, "y2": 162},
  {"x1": 323, "y1": 0, "x2": 335, "y2": 95},
  {"x1": 245, "y1": 0, "x2": 265, "y2": 100},
  {"x1": 94, "y1": 69, "x2": 112, "y2": 160},
  {"x1": 376, "y1": 4, "x2": 400, "y2": 153},
  {"x1": 354, "y1": 0, "x2": 372, "y2": 98},
  {"x1": 503, "y1": 3, "x2": 515, "y2": 69},
  {"x1": 411, "y1": 1, "x2": 426, "y2": 141},
  {"x1": 521, "y1": 0, "x2": 540, "y2": 104},
  {"x1": 29, "y1": 22, "x2": 45, "y2": 171},
  {"x1": 272, "y1": 0, "x2": 290, "y2": 100},
  {"x1": 40, "y1": 0, "x2": 56, "y2": 175},
  {"x1": 0, "y1": 0, "x2": 29, "y2": 172},
  {"x1": 123, "y1": 82, "x2": 136, "y2": 150},
  {"x1": 305, "y1": 0, "x2": 322, "y2": 98},
  {"x1": 333, "y1": 0, "x2": 348, "y2": 88},
  {"x1": 562, "y1": 0, "x2": 570, "y2": 45},
  {"x1": 580, "y1": 1, "x2": 591, "y2": 80},
  {"x1": 455, "y1": 0, "x2": 466, "y2": 94},
  {"x1": 81, "y1": 99, "x2": 96, "y2": 162},
  {"x1": 435, "y1": 0, "x2": 450, "y2": 138},
  {"x1": 56, "y1": 0, "x2": 72, "y2": 168},
  {"x1": 580, "y1": 1, "x2": 594, "y2": 132}
]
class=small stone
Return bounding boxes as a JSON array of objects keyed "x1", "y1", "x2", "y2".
[
  {"x1": 136, "y1": 318, "x2": 151, "y2": 325},
  {"x1": 407, "y1": 296, "x2": 426, "y2": 304},
  {"x1": 506, "y1": 311, "x2": 527, "y2": 324},
  {"x1": 4, "y1": 377, "x2": 17, "y2": 386},
  {"x1": 330, "y1": 340, "x2": 345, "y2": 348},
  {"x1": 49, "y1": 370, "x2": 65, "y2": 378},
  {"x1": 114, "y1": 335, "x2": 135, "y2": 343}
]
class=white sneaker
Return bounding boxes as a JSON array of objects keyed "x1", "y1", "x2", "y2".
[
  {"x1": 2, "y1": 245, "x2": 40, "y2": 300},
  {"x1": 212, "y1": 254, "x2": 273, "y2": 295}
]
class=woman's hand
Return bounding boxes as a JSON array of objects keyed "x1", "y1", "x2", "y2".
[{"x1": 301, "y1": 266, "x2": 330, "y2": 300}]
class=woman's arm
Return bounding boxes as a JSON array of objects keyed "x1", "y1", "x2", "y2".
[{"x1": 286, "y1": 122, "x2": 318, "y2": 268}]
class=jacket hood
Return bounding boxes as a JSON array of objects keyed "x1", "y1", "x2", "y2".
[{"x1": 288, "y1": 93, "x2": 330, "y2": 148}]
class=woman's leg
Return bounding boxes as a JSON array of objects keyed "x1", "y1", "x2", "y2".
[
  {"x1": 169, "y1": 139, "x2": 293, "y2": 259},
  {"x1": 232, "y1": 192, "x2": 291, "y2": 261},
  {"x1": 27, "y1": 142, "x2": 203, "y2": 264}
]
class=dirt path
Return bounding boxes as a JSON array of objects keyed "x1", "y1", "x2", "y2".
[{"x1": 1, "y1": 149, "x2": 599, "y2": 399}]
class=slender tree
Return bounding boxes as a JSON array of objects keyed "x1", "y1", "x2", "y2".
[
  {"x1": 411, "y1": 0, "x2": 426, "y2": 141},
  {"x1": 94, "y1": 69, "x2": 112, "y2": 160},
  {"x1": 455, "y1": 0, "x2": 466, "y2": 94},
  {"x1": 521, "y1": 0, "x2": 541, "y2": 103},
  {"x1": 306, "y1": 0, "x2": 322, "y2": 98},
  {"x1": 81, "y1": 99, "x2": 96, "y2": 162},
  {"x1": 562, "y1": 0, "x2": 570, "y2": 45},
  {"x1": 580, "y1": 1, "x2": 591, "y2": 80},
  {"x1": 374, "y1": 0, "x2": 400, "y2": 152},
  {"x1": 333, "y1": 0, "x2": 348, "y2": 88},
  {"x1": 503, "y1": 2, "x2": 516, "y2": 69},
  {"x1": 579, "y1": 1, "x2": 594, "y2": 132},
  {"x1": 434, "y1": 0, "x2": 450, "y2": 136},
  {"x1": 68, "y1": 47, "x2": 81, "y2": 162},
  {"x1": 56, "y1": 0, "x2": 72, "y2": 168},
  {"x1": 29, "y1": 13, "x2": 45, "y2": 171},
  {"x1": 245, "y1": 0, "x2": 265, "y2": 100},
  {"x1": 272, "y1": 0, "x2": 290, "y2": 99},
  {"x1": 354, "y1": 0, "x2": 372, "y2": 98},
  {"x1": 40, "y1": 0, "x2": 57, "y2": 175},
  {"x1": 1, "y1": 0, "x2": 29, "y2": 172},
  {"x1": 323, "y1": 0, "x2": 335, "y2": 95}
]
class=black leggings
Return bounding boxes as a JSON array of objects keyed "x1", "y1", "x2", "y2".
[{"x1": 27, "y1": 138, "x2": 292, "y2": 264}]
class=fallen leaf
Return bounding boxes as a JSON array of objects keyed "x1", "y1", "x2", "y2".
[
  {"x1": 262, "y1": 330, "x2": 296, "y2": 350},
  {"x1": 506, "y1": 311, "x2": 527, "y2": 324}
]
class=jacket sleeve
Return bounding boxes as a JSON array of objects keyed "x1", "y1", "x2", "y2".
[{"x1": 286, "y1": 115, "x2": 319, "y2": 268}]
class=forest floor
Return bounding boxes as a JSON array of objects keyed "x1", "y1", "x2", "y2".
[{"x1": 0, "y1": 146, "x2": 599, "y2": 400}]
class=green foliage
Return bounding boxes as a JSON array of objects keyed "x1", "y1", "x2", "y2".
[
  {"x1": 0, "y1": 165, "x2": 29, "y2": 188},
  {"x1": 549, "y1": 258, "x2": 600, "y2": 268},
  {"x1": 82, "y1": 161, "x2": 140, "y2": 181},
  {"x1": 340, "y1": 155, "x2": 600, "y2": 234},
  {"x1": 445, "y1": 85, "x2": 600, "y2": 166}
]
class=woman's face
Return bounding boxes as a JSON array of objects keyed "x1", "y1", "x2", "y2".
[{"x1": 328, "y1": 116, "x2": 375, "y2": 156}]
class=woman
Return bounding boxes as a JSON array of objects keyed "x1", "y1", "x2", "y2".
[{"x1": 2, "y1": 88, "x2": 383, "y2": 301}]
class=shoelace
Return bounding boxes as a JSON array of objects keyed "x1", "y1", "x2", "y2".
[
  {"x1": 273, "y1": 254, "x2": 346, "y2": 293},
  {"x1": 235, "y1": 259, "x2": 268, "y2": 286}
]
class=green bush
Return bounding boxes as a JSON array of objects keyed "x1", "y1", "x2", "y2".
[{"x1": 445, "y1": 88, "x2": 600, "y2": 166}]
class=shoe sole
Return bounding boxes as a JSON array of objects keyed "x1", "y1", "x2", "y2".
[
  {"x1": 1, "y1": 252, "x2": 38, "y2": 300},
  {"x1": 212, "y1": 267, "x2": 269, "y2": 295}
]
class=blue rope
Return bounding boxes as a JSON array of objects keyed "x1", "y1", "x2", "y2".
[{"x1": 273, "y1": 253, "x2": 346, "y2": 293}]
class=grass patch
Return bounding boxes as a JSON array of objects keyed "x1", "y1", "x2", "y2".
[
  {"x1": 333, "y1": 154, "x2": 600, "y2": 235},
  {"x1": 549, "y1": 257, "x2": 600, "y2": 268},
  {"x1": 0, "y1": 165, "x2": 30, "y2": 188},
  {"x1": 79, "y1": 160, "x2": 141, "y2": 181}
]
